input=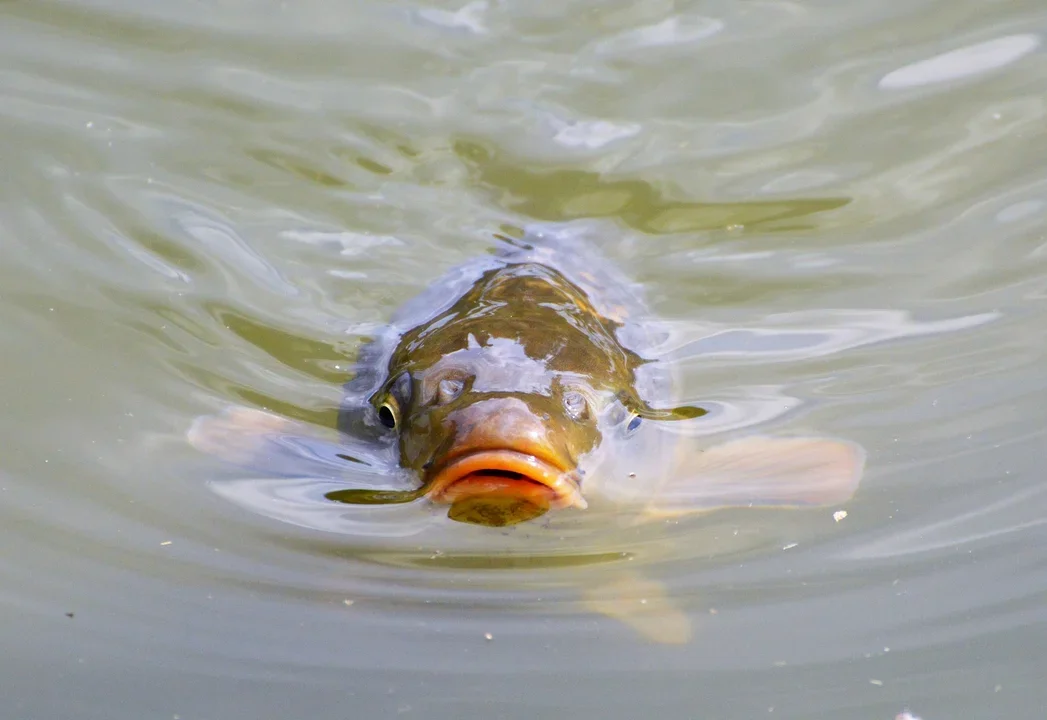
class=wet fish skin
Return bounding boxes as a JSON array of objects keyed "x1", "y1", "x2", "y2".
[{"x1": 335, "y1": 230, "x2": 701, "y2": 524}]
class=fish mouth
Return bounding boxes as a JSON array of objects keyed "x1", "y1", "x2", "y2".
[{"x1": 426, "y1": 450, "x2": 587, "y2": 511}]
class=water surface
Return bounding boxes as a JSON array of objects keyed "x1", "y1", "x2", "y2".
[{"x1": 2, "y1": 0, "x2": 1047, "y2": 718}]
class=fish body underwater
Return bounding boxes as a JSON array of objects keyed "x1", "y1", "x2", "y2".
[{"x1": 189, "y1": 222, "x2": 865, "y2": 642}]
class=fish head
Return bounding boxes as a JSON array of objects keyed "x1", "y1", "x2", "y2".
[
  {"x1": 369, "y1": 335, "x2": 637, "y2": 527},
  {"x1": 360, "y1": 262, "x2": 685, "y2": 527}
]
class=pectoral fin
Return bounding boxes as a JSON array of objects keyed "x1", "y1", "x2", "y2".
[
  {"x1": 643, "y1": 436, "x2": 864, "y2": 519},
  {"x1": 188, "y1": 406, "x2": 390, "y2": 478}
]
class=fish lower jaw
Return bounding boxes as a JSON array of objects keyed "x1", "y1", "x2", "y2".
[{"x1": 435, "y1": 474, "x2": 557, "y2": 507}]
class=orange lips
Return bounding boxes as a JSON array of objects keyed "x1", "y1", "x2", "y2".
[{"x1": 426, "y1": 449, "x2": 587, "y2": 511}]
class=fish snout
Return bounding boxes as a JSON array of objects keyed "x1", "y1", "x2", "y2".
[
  {"x1": 443, "y1": 397, "x2": 555, "y2": 457},
  {"x1": 425, "y1": 397, "x2": 586, "y2": 521}
]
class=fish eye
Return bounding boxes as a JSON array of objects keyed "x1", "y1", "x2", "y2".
[
  {"x1": 626, "y1": 415, "x2": 642, "y2": 433},
  {"x1": 563, "y1": 390, "x2": 589, "y2": 421},
  {"x1": 436, "y1": 377, "x2": 464, "y2": 405},
  {"x1": 378, "y1": 397, "x2": 399, "y2": 430}
]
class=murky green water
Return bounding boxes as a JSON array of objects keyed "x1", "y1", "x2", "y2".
[{"x1": 3, "y1": 0, "x2": 1047, "y2": 717}]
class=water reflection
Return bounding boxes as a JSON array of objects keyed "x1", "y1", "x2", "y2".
[
  {"x1": 879, "y1": 34, "x2": 1041, "y2": 90},
  {"x1": 657, "y1": 308, "x2": 1000, "y2": 363},
  {"x1": 456, "y1": 140, "x2": 852, "y2": 231}
]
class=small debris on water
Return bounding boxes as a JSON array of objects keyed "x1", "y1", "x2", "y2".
[
  {"x1": 343, "y1": 599, "x2": 355, "y2": 607},
  {"x1": 869, "y1": 679, "x2": 884, "y2": 686},
  {"x1": 895, "y1": 712, "x2": 922, "y2": 720},
  {"x1": 628, "y1": 472, "x2": 636, "y2": 478},
  {"x1": 160, "y1": 541, "x2": 172, "y2": 546},
  {"x1": 782, "y1": 543, "x2": 798, "y2": 550},
  {"x1": 65, "y1": 612, "x2": 75, "y2": 619},
  {"x1": 484, "y1": 632, "x2": 493, "y2": 641},
  {"x1": 833, "y1": 510, "x2": 848, "y2": 522}
]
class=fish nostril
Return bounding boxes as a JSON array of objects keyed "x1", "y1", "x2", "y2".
[
  {"x1": 563, "y1": 390, "x2": 589, "y2": 421},
  {"x1": 436, "y1": 378, "x2": 465, "y2": 405}
]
